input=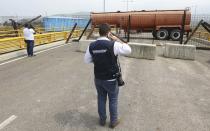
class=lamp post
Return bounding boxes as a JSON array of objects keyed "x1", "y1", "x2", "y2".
[
  {"x1": 122, "y1": 0, "x2": 134, "y2": 11},
  {"x1": 103, "y1": 0, "x2": 106, "y2": 12},
  {"x1": 192, "y1": 5, "x2": 197, "y2": 15},
  {"x1": 44, "y1": 11, "x2": 48, "y2": 17}
]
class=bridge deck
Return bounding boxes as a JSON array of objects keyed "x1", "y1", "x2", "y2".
[{"x1": 0, "y1": 42, "x2": 210, "y2": 131}]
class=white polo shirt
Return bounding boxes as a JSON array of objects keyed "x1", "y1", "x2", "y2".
[
  {"x1": 23, "y1": 28, "x2": 35, "y2": 40},
  {"x1": 84, "y1": 37, "x2": 132, "y2": 64}
]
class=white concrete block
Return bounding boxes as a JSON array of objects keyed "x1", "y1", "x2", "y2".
[
  {"x1": 126, "y1": 43, "x2": 156, "y2": 60},
  {"x1": 72, "y1": 41, "x2": 157, "y2": 60},
  {"x1": 192, "y1": 38, "x2": 210, "y2": 46},
  {"x1": 72, "y1": 40, "x2": 94, "y2": 53},
  {"x1": 163, "y1": 43, "x2": 196, "y2": 60}
]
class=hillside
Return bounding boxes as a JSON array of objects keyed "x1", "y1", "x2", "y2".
[{"x1": 52, "y1": 12, "x2": 90, "y2": 18}]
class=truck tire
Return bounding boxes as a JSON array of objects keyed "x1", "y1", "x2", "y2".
[
  {"x1": 156, "y1": 29, "x2": 169, "y2": 40},
  {"x1": 152, "y1": 31, "x2": 157, "y2": 38},
  {"x1": 170, "y1": 29, "x2": 181, "y2": 41}
]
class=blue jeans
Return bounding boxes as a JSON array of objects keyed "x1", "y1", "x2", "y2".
[
  {"x1": 25, "y1": 40, "x2": 34, "y2": 56},
  {"x1": 94, "y1": 78, "x2": 119, "y2": 124}
]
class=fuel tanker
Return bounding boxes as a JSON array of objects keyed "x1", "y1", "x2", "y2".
[{"x1": 91, "y1": 10, "x2": 191, "y2": 40}]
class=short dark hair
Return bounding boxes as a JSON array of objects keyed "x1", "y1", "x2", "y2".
[
  {"x1": 24, "y1": 23, "x2": 29, "y2": 28},
  {"x1": 99, "y1": 23, "x2": 111, "y2": 36}
]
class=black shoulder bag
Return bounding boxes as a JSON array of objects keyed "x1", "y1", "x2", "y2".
[
  {"x1": 116, "y1": 57, "x2": 125, "y2": 86},
  {"x1": 110, "y1": 42, "x2": 125, "y2": 87}
]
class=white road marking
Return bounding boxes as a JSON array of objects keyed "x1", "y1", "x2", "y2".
[
  {"x1": 0, "y1": 44, "x2": 67, "y2": 66},
  {"x1": 0, "y1": 56, "x2": 27, "y2": 66},
  {"x1": 0, "y1": 115, "x2": 17, "y2": 130},
  {"x1": 35, "y1": 44, "x2": 66, "y2": 55}
]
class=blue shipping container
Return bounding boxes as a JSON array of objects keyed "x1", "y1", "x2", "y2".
[{"x1": 43, "y1": 16, "x2": 89, "y2": 32}]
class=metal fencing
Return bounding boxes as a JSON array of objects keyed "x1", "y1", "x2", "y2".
[
  {"x1": 120, "y1": 14, "x2": 210, "y2": 49},
  {"x1": 0, "y1": 31, "x2": 80, "y2": 54},
  {"x1": 187, "y1": 15, "x2": 210, "y2": 49},
  {"x1": 84, "y1": 11, "x2": 210, "y2": 50},
  {"x1": 0, "y1": 26, "x2": 82, "y2": 39},
  {"x1": 124, "y1": 13, "x2": 210, "y2": 49},
  {"x1": 1, "y1": 12, "x2": 210, "y2": 52}
]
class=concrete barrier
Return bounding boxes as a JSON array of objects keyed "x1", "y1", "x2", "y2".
[
  {"x1": 163, "y1": 43, "x2": 196, "y2": 60},
  {"x1": 126, "y1": 43, "x2": 156, "y2": 60},
  {"x1": 72, "y1": 41, "x2": 157, "y2": 60},
  {"x1": 72, "y1": 40, "x2": 94, "y2": 53},
  {"x1": 192, "y1": 38, "x2": 210, "y2": 46}
]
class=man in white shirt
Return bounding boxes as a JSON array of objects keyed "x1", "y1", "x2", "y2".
[
  {"x1": 23, "y1": 24, "x2": 35, "y2": 57},
  {"x1": 84, "y1": 23, "x2": 131, "y2": 128}
]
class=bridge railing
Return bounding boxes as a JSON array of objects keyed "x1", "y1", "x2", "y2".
[
  {"x1": 0, "y1": 30, "x2": 80, "y2": 54},
  {"x1": 0, "y1": 27, "x2": 81, "y2": 39}
]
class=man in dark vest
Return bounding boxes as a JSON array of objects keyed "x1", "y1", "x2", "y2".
[{"x1": 84, "y1": 23, "x2": 131, "y2": 128}]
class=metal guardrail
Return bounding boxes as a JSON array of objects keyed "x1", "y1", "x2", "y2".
[
  {"x1": 0, "y1": 27, "x2": 82, "y2": 38},
  {"x1": 0, "y1": 30, "x2": 80, "y2": 54},
  {"x1": 0, "y1": 37, "x2": 24, "y2": 54},
  {"x1": 0, "y1": 28, "x2": 45, "y2": 38},
  {"x1": 195, "y1": 31, "x2": 210, "y2": 41}
]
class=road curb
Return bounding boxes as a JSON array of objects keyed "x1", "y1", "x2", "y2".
[{"x1": 0, "y1": 41, "x2": 65, "y2": 63}]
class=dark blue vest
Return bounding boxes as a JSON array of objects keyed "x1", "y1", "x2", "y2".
[{"x1": 89, "y1": 40, "x2": 119, "y2": 80}]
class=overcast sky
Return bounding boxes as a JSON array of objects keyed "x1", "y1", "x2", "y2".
[{"x1": 0, "y1": 0, "x2": 210, "y2": 16}]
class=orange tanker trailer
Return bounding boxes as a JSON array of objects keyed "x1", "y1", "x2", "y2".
[{"x1": 90, "y1": 10, "x2": 191, "y2": 41}]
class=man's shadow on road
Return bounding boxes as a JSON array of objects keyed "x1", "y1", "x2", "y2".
[{"x1": 54, "y1": 109, "x2": 98, "y2": 130}]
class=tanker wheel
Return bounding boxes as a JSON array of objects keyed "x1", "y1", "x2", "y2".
[
  {"x1": 156, "y1": 29, "x2": 169, "y2": 40},
  {"x1": 152, "y1": 31, "x2": 157, "y2": 38},
  {"x1": 170, "y1": 29, "x2": 181, "y2": 41}
]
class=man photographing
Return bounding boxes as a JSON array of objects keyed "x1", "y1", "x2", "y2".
[
  {"x1": 84, "y1": 23, "x2": 131, "y2": 128},
  {"x1": 23, "y1": 24, "x2": 35, "y2": 57}
]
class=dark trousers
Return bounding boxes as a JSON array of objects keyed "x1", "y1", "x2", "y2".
[
  {"x1": 25, "y1": 40, "x2": 34, "y2": 56},
  {"x1": 94, "y1": 78, "x2": 119, "y2": 124}
]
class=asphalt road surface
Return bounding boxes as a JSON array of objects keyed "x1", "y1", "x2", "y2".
[{"x1": 0, "y1": 42, "x2": 210, "y2": 131}]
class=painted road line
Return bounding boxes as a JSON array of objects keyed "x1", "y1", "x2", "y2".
[
  {"x1": 0, "y1": 56, "x2": 27, "y2": 66},
  {"x1": 0, "y1": 115, "x2": 17, "y2": 130},
  {"x1": 34, "y1": 44, "x2": 66, "y2": 55},
  {"x1": 0, "y1": 44, "x2": 67, "y2": 66}
]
